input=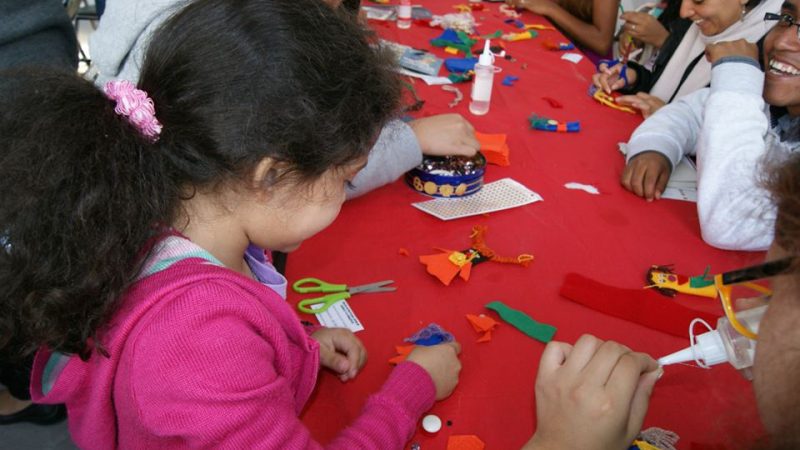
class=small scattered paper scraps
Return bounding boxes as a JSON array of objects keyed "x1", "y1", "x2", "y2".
[
  {"x1": 447, "y1": 434, "x2": 485, "y2": 450},
  {"x1": 485, "y1": 301, "x2": 556, "y2": 343},
  {"x1": 442, "y1": 85, "x2": 464, "y2": 108},
  {"x1": 542, "y1": 39, "x2": 575, "y2": 50},
  {"x1": 412, "y1": 178, "x2": 542, "y2": 221},
  {"x1": 561, "y1": 52, "x2": 583, "y2": 64},
  {"x1": 501, "y1": 75, "x2": 519, "y2": 86},
  {"x1": 466, "y1": 313, "x2": 499, "y2": 342},
  {"x1": 475, "y1": 131, "x2": 509, "y2": 166},
  {"x1": 564, "y1": 182, "x2": 599, "y2": 195},
  {"x1": 405, "y1": 323, "x2": 455, "y2": 346},
  {"x1": 313, "y1": 300, "x2": 364, "y2": 333}
]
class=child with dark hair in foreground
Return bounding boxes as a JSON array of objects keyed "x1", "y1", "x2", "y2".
[{"x1": 0, "y1": 0, "x2": 460, "y2": 448}]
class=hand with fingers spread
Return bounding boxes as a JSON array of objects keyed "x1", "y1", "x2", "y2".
[
  {"x1": 593, "y1": 62, "x2": 636, "y2": 94},
  {"x1": 311, "y1": 327, "x2": 367, "y2": 382},
  {"x1": 409, "y1": 114, "x2": 480, "y2": 158},
  {"x1": 615, "y1": 92, "x2": 666, "y2": 118},
  {"x1": 406, "y1": 341, "x2": 463, "y2": 400},
  {"x1": 522, "y1": 335, "x2": 661, "y2": 450},
  {"x1": 621, "y1": 11, "x2": 669, "y2": 49},
  {"x1": 621, "y1": 151, "x2": 672, "y2": 201}
]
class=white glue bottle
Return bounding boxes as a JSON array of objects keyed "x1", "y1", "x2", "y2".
[
  {"x1": 469, "y1": 40, "x2": 495, "y2": 116},
  {"x1": 658, "y1": 305, "x2": 767, "y2": 371},
  {"x1": 397, "y1": 0, "x2": 412, "y2": 29}
]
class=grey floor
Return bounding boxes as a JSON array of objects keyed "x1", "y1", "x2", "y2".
[
  {"x1": 1, "y1": 420, "x2": 77, "y2": 450},
  {"x1": 0, "y1": 4, "x2": 95, "y2": 450}
]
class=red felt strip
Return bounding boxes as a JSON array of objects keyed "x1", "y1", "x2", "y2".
[{"x1": 559, "y1": 273, "x2": 720, "y2": 338}]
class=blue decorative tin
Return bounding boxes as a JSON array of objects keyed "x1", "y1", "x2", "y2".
[{"x1": 405, "y1": 152, "x2": 486, "y2": 198}]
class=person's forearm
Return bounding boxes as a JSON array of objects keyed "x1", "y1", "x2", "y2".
[{"x1": 540, "y1": 5, "x2": 613, "y2": 55}]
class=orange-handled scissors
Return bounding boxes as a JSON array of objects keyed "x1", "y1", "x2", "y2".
[{"x1": 293, "y1": 277, "x2": 396, "y2": 314}]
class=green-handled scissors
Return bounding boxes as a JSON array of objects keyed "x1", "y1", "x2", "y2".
[{"x1": 293, "y1": 277, "x2": 397, "y2": 314}]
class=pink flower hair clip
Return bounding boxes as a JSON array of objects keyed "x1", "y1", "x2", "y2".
[{"x1": 104, "y1": 80, "x2": 163, "y2": 142}]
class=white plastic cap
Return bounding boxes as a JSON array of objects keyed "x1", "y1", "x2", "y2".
[
  {"x1": 478, "y1": 39, "x2": 494, "y2": 66},
  {"x1": 421, "y1": 414, "x2": 442, "y2": 433},
  {"x1": 658, "y1": 329, "x2": 729, "y2": 367}
]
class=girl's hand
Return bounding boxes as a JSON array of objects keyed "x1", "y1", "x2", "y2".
[
  {"x1": 621, "y1": 12, "x2": 669, "y2": 48},
  {"x1": 592, "y1": 63, "x2": 636, "y2": 94},
  {"x1": 406, "y1": 342, "x2": 462, "y2": 400},
  {"x1": 621, "y1": 151, "x2": 672, "y2": 201},
  {"x1": 409, "y1": 114, "x2": 479, "y2": 157},
  {"x1": 505, "y1": 0, "x2": 556, "y2": 16},
  {"x1": 615, "y1": 92, "x2": 665, "y2": 118},
  {"x1": 705, "y1": 39, "x2": 758, "y2": 64},
  {"x1": 523, "y1": 335, "x2": 661, "y2": 450},
  {"x1": 311, "y1": 328, "x2": 367, "y2": 382}
]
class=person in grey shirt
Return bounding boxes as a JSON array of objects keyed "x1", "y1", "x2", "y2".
[{"x1": 89, "y1": 0, "x2": 480, "y2": 198}]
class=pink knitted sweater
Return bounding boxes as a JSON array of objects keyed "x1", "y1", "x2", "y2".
[{"x1": 30, "y1": 242, "x2": 435, "y2": 449}]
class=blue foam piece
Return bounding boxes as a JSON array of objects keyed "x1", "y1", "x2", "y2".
[
  {"x1": 501, "y1": 75, "x2": 519, "y2": 86},
  {"x1": 432, "y1": 28, "x2": 463, "y2": 45},
  {"x1": 445, "y1": 57, "x2": 478, "y2": 73},
  {"x1": 413, "y1": 335, "x2": 446, "y2": 346}
]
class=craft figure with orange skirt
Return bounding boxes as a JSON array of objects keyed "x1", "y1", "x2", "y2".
[{"x1": 419, "y1": 225, "x2": 533, "y2": 286}]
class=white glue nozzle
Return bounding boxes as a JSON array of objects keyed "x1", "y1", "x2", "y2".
[
  {"x1": 478, "y1": 39, "x2": 494, "y2": 66},
  {"x1": 658, "y1": 328, "x2": 728, "y2": 367}
]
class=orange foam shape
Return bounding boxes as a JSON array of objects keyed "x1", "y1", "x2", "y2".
[
  {"x1": 419, "y1": 252, "x2": 471, "y2": 286},
  {"x1": 388, "y1": 344, "x2": 415, "y2": 365},
  {"x1": 447, "y1": 435, "x2": 485, "y2": 450},
  {"x1": 466, "y1": 313, "x2": 499, "y2": 342},
  {"x1": 475, "y1": 131, "x2": 510, "y2": 166}
]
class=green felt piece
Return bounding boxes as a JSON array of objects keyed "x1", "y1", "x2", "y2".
[
  {"x1": 482, "y1": 30, "x2": 503, "y2": 39},
  {"x1": 486, "y1": 301, "x2": 556, "y2": 343},
  {"x1": 689, "y1": 266, "x2": 715, "y2": 288}
]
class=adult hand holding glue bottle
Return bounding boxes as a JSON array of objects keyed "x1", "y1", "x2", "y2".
[{"x1": 657, "y1": 259, "x2": 787, "y2": 378}]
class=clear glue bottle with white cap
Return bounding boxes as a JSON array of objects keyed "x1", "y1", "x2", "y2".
[
  {"x1": 469, "y1": 40, "x2": 495, "y2": 116},
  {"x1": 397, "y1": 0, "x2": 412, "y2": 29},
  {"x1": 658, "y1": 305, "x2": 767, "y2": 371}
]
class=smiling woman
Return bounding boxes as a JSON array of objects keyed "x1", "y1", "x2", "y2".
[{"x1": 593, "y1": 0, "x2": 781, "y2": 116}]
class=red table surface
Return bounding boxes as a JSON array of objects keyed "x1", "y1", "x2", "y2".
[{"x1": 292, "y1": 2, "x2": 766, "y2": 448}]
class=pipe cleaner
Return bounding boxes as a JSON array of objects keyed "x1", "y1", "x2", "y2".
[
  {"x1": 419, "y1": 225, "x2": 533, "y2": 286},
  {"x1": 104, "y1": 80, "x2": 162, "y2": 142},
  {"x1": 529, "y1": 114, "x2": 580, "y2": 133}
]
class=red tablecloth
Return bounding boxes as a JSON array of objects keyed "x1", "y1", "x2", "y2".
[{"x1": 293, "y1": 2, "x2": 766, "y2": 448}]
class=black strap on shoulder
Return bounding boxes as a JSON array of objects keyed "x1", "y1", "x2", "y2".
[{"x1": 668, "y1": 52, "x2": 705, "y2": 103}]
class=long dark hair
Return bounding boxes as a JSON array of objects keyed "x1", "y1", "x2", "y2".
[{"x1": 0, "y1": 0, "x2": 401, "y2": 359}]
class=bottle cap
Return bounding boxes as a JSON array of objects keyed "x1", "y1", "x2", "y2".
[
  {"x1": 421, "y1": 414, "x2": 442, "y2": 434},
  {"x1": 478, "y1": 39, "x2": 494, "y2": 66},
  {"x1": 658, "y1": 329, "x2": 728, "y2": 367}
]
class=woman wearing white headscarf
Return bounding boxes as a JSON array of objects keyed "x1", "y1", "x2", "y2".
[{"x1": 594, "y1": 0, "x2": 781, "y2": 117}]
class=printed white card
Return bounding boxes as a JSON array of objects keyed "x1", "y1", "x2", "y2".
[
  {"x1": 411, "y1": 178, "x2": 543, "y2": 220},
  {"x1": 313, "y1": 300, "x2": 364, "y2": 333}
]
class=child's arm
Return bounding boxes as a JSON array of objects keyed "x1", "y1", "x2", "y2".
[
  {"x1": 125, "y1": 280, "x2": 438, "y2": 449},
  {"x1": 510, "y1": 0, "x2": 618, "y2": 55},
  {"x1": 696, "y1": 44, "x2": 772, "y2": 251},
  {"x1": 622, "y1": 87, "x2": 709, "y2": 200},
  {"x1": 346, "y1": 115, "x2": 478, "y2": 198}
]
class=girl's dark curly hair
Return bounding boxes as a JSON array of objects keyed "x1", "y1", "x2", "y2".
[
  {"x1": 0, "y1": 0, "x2": 401, "y2": 359},
  {"x1": 767, "y1": 153, "x2": 800, "y2": 274}
]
